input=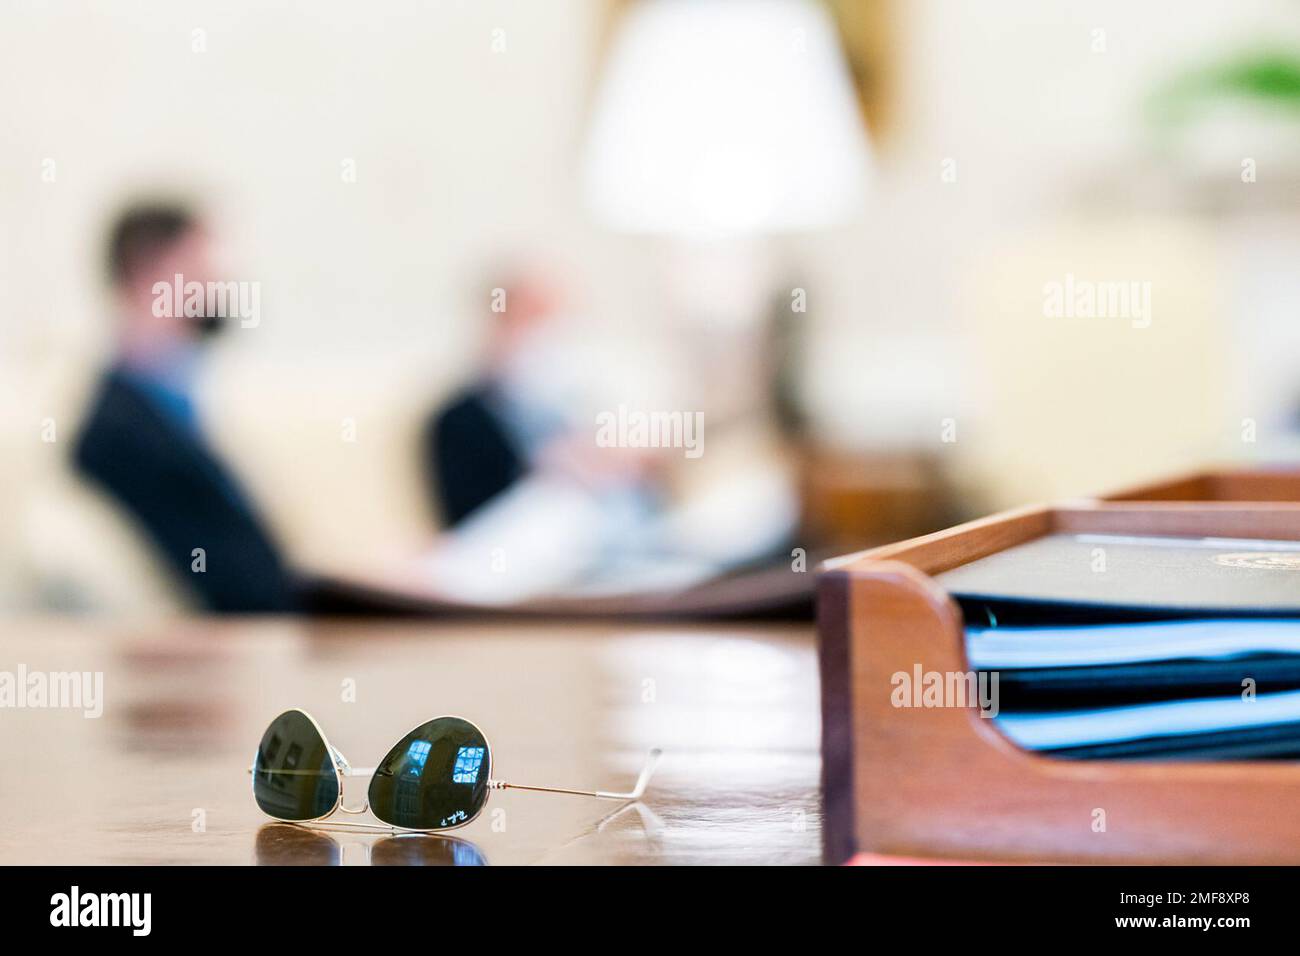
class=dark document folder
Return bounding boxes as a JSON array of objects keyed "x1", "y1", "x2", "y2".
[
  {"x1": 943, "y1": 532, "x2": 1300, "y2": 760},
  {"x1": 938, "y1": 532, "x2": 1300, "y2": 621}
]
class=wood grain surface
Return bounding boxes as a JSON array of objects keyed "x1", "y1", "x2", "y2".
[{"x1": 0, "y1": 617, "x2": 820, "y2": 865}]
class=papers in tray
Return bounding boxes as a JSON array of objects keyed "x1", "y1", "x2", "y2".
[
  {"x1": 996, "y1": 689, "x2": 1300, "y2": 759},
  {"x1": 966, "y1": 617, "x2": 1300, "y2": 758},
  {"x1": 966, "y1": 618, "x2": 1300, "y2": 669}
]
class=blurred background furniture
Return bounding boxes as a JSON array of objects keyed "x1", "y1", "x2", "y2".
[{"x1": 4, "y1": 1, "x2": 1300, "y2": 612}]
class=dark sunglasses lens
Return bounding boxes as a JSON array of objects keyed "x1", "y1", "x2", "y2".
[
  {"x1": 251, "y1": 710, "x2": 340, "y2": 821},
  {"x1": 368, "y1": 718, "x2": 490, "y2": 830}
]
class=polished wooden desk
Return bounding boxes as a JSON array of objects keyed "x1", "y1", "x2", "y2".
[{"x1": 0, "y1": 618, "x2": 819, "y2": 865}]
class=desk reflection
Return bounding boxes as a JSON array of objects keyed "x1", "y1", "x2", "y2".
[
  {"x1": 371, "y1": 832, "x2": 488, "y2": 866},
  {"x1": 255, "y1": 824, "x2": 488, "y2": 866}
]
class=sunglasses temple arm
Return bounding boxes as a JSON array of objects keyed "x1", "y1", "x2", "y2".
[{"x1": 490, "y1": 748, "x2": 661, "y2": 802}]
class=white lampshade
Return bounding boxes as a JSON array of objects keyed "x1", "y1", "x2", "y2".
[{"x1": 582, "y1": 0, "x2": 872, "y2": 237}]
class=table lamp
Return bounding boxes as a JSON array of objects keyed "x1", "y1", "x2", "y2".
[
  {"x1": 580, "y1": 0, "x2": 875, "y2": 551},
  {"x1": 582, "y1": 0, "x2": 873, "y2": 239}
]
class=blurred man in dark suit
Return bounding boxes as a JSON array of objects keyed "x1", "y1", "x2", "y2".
[
  {"x1": 425, "y1": 270, "x2": 571, "y2": 527},
  {"x1": 421, "y1": 268, "x2": 676, "y2": 601},
  {"x1": 74, "y1": 202, "x2": 297, "y2": 612}
]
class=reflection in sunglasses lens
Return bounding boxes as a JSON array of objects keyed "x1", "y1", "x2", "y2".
[
  {"x1": 251, "y1": 710, "x2": 340, "y2": 821},
  {"x1": 368, "y1": 717, "x2": 491, "y2": 830}
]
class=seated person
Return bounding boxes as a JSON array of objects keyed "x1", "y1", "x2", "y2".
[
  {"x1": 419, "y1": 268, "x2": 799, "y2": 605},
  {"x1": 425, "y1": 270, "x2": 577, "y2": 527},
  {"x1": 421, "y1": 270, "x2": 678, "y2": 601},
  {"x1": 74, "y1": 201, "x2": 298, "y2": 613}
]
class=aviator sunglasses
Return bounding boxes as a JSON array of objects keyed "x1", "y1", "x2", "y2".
[{"x1": 250, "y1": 709, "x2": 661, "y2": 832}]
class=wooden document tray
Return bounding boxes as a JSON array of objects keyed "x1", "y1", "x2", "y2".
[
  {"x1": 1104, "y1": 466, "x2": 1300, "y2": 504},
  {"x1": 818, "y1": 503, "x2": 1300, "y2": 865}
]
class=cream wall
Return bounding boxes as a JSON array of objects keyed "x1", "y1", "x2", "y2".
[{"x1": 801, "y1": 0, "x2": 1300, "y2": 506}]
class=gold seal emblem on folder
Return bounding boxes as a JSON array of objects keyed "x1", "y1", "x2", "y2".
[{"x1": 1213, "y1": 552, "x2": 1300, "y2": 570}]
